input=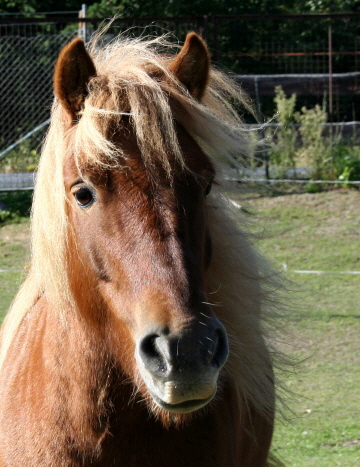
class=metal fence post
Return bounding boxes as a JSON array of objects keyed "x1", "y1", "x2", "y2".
[
  {"x1": 328, "y1": 19, "x2": 334, "y2": 160},
  {"x1": 78, "y1": 4, "x2": 87, "y2": 41}
]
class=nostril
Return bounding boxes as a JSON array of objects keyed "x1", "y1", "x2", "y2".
[
  {"x1": 139, "y1": 334, "x2": 167, "y2": 375},
  {"x1": 203, "y1": 333, "x2": 218, "y2": 365},
  {"x1": 210, "y1": 326, "x2": 229, "y2": 369},
  {"x1": 140, "y1": 334, "x2": 158, "y2": 359}
]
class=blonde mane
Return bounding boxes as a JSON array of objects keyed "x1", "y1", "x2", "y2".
[{"x1": 0, "y1": 32, "x2": 285, "y2": 419}]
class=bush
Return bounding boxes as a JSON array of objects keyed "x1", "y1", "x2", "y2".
[
  {"x1": 0, "y1": 190, "x2": 33, "y2": 224},
  {"x1": 295, "y1": 103, "x2": 331, "y2": 180},
  {"x1": 334, "y1": 146, "x2": 360, "y2": 186},
  {"x1": 0, "y1": 140, "x2": 40, "y2": 173},
  {"x1": 267, "y1": 86, "x2": 298, "y2": 176},
  {"x1": 268, "y1": 87, "x2": 360, "y2": 185}
]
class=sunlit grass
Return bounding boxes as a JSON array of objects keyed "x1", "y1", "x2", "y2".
[
  {"x1": 1, "y1": 188, "x2": 359, "y2": 465},
  {"x1": 0, "y1": 222, "x2": 30, "y2": 320},
  {"x1": 243, "y1": 188, "x2": 360, "y2": 466}
]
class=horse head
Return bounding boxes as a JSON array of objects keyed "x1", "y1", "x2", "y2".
[{"x1": 53, "y1": 33, "x2": 229, "y2": 419}]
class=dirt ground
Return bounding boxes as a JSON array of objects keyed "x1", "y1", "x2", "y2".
[{"x1": 248, "y1": 187, "x2": 360, "y2": 214}]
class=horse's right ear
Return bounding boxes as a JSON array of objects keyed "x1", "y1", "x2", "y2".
[{"x1": 54, "y1": 38, "x2": 96, "y2": 121}]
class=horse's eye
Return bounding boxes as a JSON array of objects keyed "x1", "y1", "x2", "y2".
[{"x1": 73, "y1": 187, "x2": 95, "y2": 208}]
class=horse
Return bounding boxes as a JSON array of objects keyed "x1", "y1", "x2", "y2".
[{"x1": 0, "y1": 30, "x2": 284, "y2": 466}]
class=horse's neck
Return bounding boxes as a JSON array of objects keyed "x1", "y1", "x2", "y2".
[{"x1": 5, "y1": 297, "x2": 115, "y2": 439}]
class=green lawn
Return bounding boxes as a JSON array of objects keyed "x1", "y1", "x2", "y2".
[
  {"x1": 1, "y1": 188, "x2": 359, "y2": 465},
  {"x1": 273, "y1": 274, "x2": 360, "y2": 466},
  {"x1": 241, "y1": 188, "x2": 360, "y2": 466},
  {"x1": 0, "y1": 222, "x2": 30, "y2": 321}
]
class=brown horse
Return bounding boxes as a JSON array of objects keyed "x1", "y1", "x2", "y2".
[{"x1": 0, "y1": 31, "x2": 284, "y2": 465}]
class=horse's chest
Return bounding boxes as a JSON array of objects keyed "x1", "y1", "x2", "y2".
[
  {"x1": 91, "y1": 411, "x2": 238, "y2": 467},
  {"x1": 95, "y1": 430, "x2": 235, "y2": 467}
]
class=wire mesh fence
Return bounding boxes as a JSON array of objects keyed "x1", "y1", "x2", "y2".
[
  {"x1": 0, "y1": 13, "x2": 359, "y2": 188},
  {"x1": 0, "y1": 24, "x2": 77, "y2": 154}
]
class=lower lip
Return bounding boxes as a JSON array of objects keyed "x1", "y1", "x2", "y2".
[{"x1": 152, "y1": 392, "x2": 215, "y2": 413}]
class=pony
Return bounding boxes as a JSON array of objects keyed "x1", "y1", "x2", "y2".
[{"x1": 0, "y1": 30, "x2": 285, "y2": 466}]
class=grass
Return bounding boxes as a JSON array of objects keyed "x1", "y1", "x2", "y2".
[
  {"x1": 273, "y1": 275, "x2": 360, "y2": 467},
  {"x1": 237, "y1": 187, "x2": 360, "y2": 466},
  {"x1": 0, "y1": 187, "x2": 359, "y2": 465},
  {"x1": 0, "y1": 222, "x2": 30, "y2": 321},
  {"x1": 0, "y1": 190, "x2": 32, "y2": 321}
]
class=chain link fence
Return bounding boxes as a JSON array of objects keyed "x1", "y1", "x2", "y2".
[
  {"x1": 0, "y1": 22, "x2": 78, "y2": 175},
  {"x1": 0, "y1": 14, "x2": 359, "y2": 188}
]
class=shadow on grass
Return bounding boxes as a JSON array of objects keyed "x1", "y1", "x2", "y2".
[{"x1": 329, "y1": 314, "x2": 360, "y2": 320}]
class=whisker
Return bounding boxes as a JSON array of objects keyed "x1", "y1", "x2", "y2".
[
  {"x1": 199, "y1": 311, "x2": 212, "y2": 319},
  {"x1": 201, "y1": 301, "x2": 221, "y2": 307},
  {"x1": 208, "y1": 285, "x2": 222, "y2": 295}
]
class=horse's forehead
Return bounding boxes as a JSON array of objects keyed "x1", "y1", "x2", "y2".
[{"x1": 63, "y1": 123, "x2": 215, "y2": 188}]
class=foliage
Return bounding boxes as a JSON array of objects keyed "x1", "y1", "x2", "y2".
[
  {"x1": 267, "y1": 87, "x2": 360, "y2": 184},
  {"x1": 0, "y1": 0, "x2": 81, "y2": 14},
  {"x1": 267, "y1": 86, "x2": 298, "y2": 176},
  {"x1": 295, "y1": 103, "x2": 330, "y2": 179},
  {"x1": 0, "y1": 190, "x2": 32, "y2": 223},
  {"x1": 0, "y1": 140, "x2": 40, "y2": 173},
  {"x1": 301, "y1": 0, "x2": 360, "y2": 12},
  {"x1": 86, "y1": 0, "x2": 360, "y2": 17},
  {"x1": 86, "y1": 1, "x2": 299, "y2": 18},
  {"x1": 1, "y1": 0, "x2": 358, "y2": 16},
  {"x1": 0, "y1": 0, "x2": 35, "y2": 13},
  {"x1": 0, "y1": 209, "x2": 12, "y2": 223},
  {"x1": 334, "y1": 145, "x2": 360, "y2": 186}
]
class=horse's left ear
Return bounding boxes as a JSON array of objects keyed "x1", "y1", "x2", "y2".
[
  {"x1": 54, "y1": 38, "x2": 96, "y2": 121},
  {"x1": 170, "y1": 32, "x2": 210, "y2": 100}
]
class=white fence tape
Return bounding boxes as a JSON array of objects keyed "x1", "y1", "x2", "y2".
[
  {"x1": 242, "y1": 179, "x2": 360, "y2": 185},
  {"x1": 283, "y1": 263, "x2": 360, "y2": 275},
  {"x1": 292, "y1": 270, "x2": 360, "y2": 275}
]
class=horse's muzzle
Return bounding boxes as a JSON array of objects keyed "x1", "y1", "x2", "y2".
[{"x1": 136, "y1": 319, "x2": 229, "y2": 412}]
